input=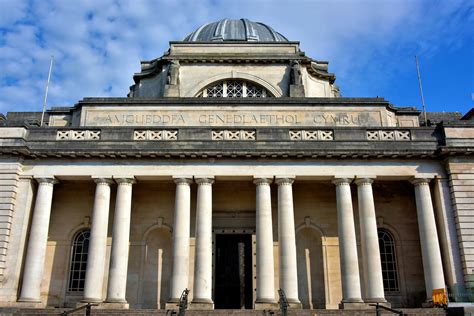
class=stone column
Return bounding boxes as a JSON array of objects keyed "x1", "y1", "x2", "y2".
[
  {"x1": 105, "y1": 177, "x2": 135, "y2": 307},
  {"x1": 168, "y1": 177, "x2": 192, "y2": 304},
  {"x1": 276, "y1": 177, "x2": 301, "y2": 307},
  {"x1": 18, "y1": 177, "x2": 57, "y2": 303},
  {"x1": 83, "y1": 177, "x2": 113, "y2": 303},
  {"x1": 254, "y1": 177, "x2": 276, "y2": 308},
  {"x1": 191, "y1": 177, "x2": 214, "y2": 309},
  {"x1": 332, "y1": 177, "x2": 363, "y2": 308},
  {"x1": 354, "y1": 178, "x2": 386, "y2": 303},
  {"x1": 411, "y1": 178, "x2": 446, "y2": 299}
]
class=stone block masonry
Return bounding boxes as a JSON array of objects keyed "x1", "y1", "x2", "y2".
[
  {"x1": 447, "y1": 158, "x2": 474, "y2": 291},
  {"x1": 0, "y1": 162, "x2": 21, "y2": 280}
]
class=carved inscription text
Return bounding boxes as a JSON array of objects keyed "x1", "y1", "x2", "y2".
[{"x1": 82, "y1": 107, "x2": 383, "y2": 127}]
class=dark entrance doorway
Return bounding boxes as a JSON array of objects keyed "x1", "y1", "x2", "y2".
[{"x1": 215, "y1": 234, "x2": 253, "y2": 309}]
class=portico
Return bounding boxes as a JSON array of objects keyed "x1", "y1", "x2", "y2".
[{"x1": 13, "y1": 159, "x2": 448, "y2": 309}]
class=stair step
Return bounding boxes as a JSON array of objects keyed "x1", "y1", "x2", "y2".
[{"x1": 0, "y1": 308, "x2": 447, "y2": 316}]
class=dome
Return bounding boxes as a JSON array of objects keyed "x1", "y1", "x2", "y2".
[{"x1": 183, "y1": 18, "x2": 288, "y2": 42}]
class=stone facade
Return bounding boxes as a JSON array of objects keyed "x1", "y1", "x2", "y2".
[{"x1": 0, "y1": 18, "x2": 473, "y2": 312}]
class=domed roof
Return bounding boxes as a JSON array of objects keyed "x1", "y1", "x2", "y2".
[{"x1": 183, "y1": 18, "x2": 288, "y2": 42}]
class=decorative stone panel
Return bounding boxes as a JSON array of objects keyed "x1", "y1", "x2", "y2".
[
  {"x1": 289, "y1": 130, "x2": 333, "y2": 141},
  {"x1": 211, "y1": 130, "x2": 256, "y2": 141},
  {"x1": 134, "y1": 130, "x2": 178, "y2": 141},
  {"x1": 366, "y1": 130, "x2": 411, "y2": 141},
  {"x1": 56, "y1": 130, "x2": 101, "y2": 141}
]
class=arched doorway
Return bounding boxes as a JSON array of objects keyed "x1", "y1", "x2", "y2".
[
  {"x1": 296, "y1": 227, "x2": 325, "y2": 309},
  {"x1": 141, "y1": 228, "x2": 172, "y2": 309}
]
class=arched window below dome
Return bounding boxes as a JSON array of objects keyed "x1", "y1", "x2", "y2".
[
  {"x1": 378, "y1": 229, "x2": 399, "y2": 292},
  {"x1": 197, "y1": 80, "x2": 272, "y2": 98},
  {"x1": 67, "y1": 229, "x2": 90, "y2": 292}
]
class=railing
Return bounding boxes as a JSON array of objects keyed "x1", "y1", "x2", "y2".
[
  {"x1": 369, "y1": 303, "x2": 406, "y2": 316},
  {"x1": 278, "y1": 289, "x2": 289, "y2": 316},
  {"x1": 60, "y1": 303, "x2": 98, "y2": 316},
  {"x1": 178, "y1": 288, "x2": 190, "y2": 316}
]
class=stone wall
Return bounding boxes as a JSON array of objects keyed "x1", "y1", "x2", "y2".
[{"x1": 447, "y1": 157, "x2": 474, "y2": 292}]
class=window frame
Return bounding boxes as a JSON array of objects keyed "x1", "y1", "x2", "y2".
[
  {"x1": 67, "y1": 229, "x2": 91, "y2": 293},
  {"x1": 199, "y1": 80, "x2": 270, "y2": 98},
  {"x1": 378, "y1": 228, "x2": 400, "y2": 293}
]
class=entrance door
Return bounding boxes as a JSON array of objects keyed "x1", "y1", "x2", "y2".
[{"x1": 215, "y1": 234, "x2": 253, "y2": 309}]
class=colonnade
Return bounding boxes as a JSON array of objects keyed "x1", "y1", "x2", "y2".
[{"x1": 17, "y1": 175, "x2": 446, "y2": 309}]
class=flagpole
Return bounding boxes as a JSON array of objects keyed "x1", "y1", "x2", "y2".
[
  {"x1": 415, "y1": 55, "x2": 427, "y2": 126},
  {"x1": 40, "y1": 55, "x2": 54, "y2": 127}
]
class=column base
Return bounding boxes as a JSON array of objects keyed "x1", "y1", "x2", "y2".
[
  {"x1": 165, "y1": 299, "x2": 180, "y2": 310},
  {"x1": 81, "y1": 298, "x2": 103, "y2": 304},
  {"x1": 17, "y1": 297, "x2": 41, "y2": 303},
  {"x1": 339, "y1": 300, "x2": 367, "y2": 310},
  {"x1": 285, "y1": 299, "x2": 303, "y2": 309},
  {"x1": 365, "y1": 298, "x2": 390, "y2": 308},
  {"x1": 254, "y1": 300, "x2": 278, "y2": 310},
  {"x1": 12, "y1": 301, "x2": 46, "y2": 308},
  {"x1": 189, "y1": 299, "x2": 214, "y2": 310}
]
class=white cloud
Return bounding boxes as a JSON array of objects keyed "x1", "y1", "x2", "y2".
[{"x1": 0, "y1": 0, "x2": 472, "y2": 113}]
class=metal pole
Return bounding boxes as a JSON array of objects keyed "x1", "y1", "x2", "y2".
[
  {"x1": 415, "y1": 55, "x2": 427, "y2": 126},
  {"x1": 40, "y1": 55, "x2": 54, "y2": 127}
]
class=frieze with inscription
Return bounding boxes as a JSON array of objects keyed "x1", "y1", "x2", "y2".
[{"x1": 81, "y1": 106, "x2": 385, "y2": 127}]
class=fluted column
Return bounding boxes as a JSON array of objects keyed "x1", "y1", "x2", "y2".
[
  {"x1": 169, "y1": 177, "x2": 192, "y2": 303},
  {"x1": 411, "y1": 178, "x2": 445, "y2": 298},
  {"x1": 254, "y1": 177, "x2": 276, "y2": 307},
  {"x1": 192, "y1": 177, "x2": 214, "y2": 309},
  {"x1": 83, "y1": 177, "x2": 113, "y2": 302},
  {"x1": 276, "y1": 177, "x2": 301, "y2": 307},
  {"x1": 106, "y1": 177, "x2": 135, "y2": 305},
  {"x1": 18, "y1": 177, "x2": 57, "y2": 302},
  {"x1": 355, "y1": 178, "x2": 386, "y2": 303},
  {"x1": 332, "y1": 177, "x2": 363, "y2": 306}
]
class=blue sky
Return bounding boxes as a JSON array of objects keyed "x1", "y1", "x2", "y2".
[{"x1": 0, "y1": 0, "x2": 472, "y2": 115}]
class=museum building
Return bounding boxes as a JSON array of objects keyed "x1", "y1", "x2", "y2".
[{"x1": 0, "y1": 19, "x2": 473, "y2": 311}]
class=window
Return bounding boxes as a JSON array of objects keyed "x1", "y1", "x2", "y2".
[
  {"x1": 378, "y1": 229, "x2": 399, "y2": 292},
  {"x1": 68, "y1": 229, "x2": 90, "y2": 292},
  {"x1": 198, "y1": 80, "x2": 271, "y2": 98}
]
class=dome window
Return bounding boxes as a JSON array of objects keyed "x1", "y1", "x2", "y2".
[{"x1": 198, "y1": 80, "x2": 271, "y2": 98}]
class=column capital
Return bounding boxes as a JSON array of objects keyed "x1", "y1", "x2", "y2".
[
  {"x1": 253, "y1": 177, "x2": 273, "y2": 185},
  {"x1": 332, "y1": 177, "x2": 353, "y2": 186},
  {"x1": 275, "y1": 176, "x2": 295, "y2": 185},
  {"x1": 114, "y1": 176, "x2": 136, "y2": 185},
  {"x1": 34, "y1": 177, "x2": 58, "y2": 185},
  {"x1": 173, "y1": 177, "x2": 193, "y2": 185},
  {"x1": 410, "y1": 177, "x2": 431, "y2": 186},
  {"x1": 92, "y1": 176, "x2": 114, "y2": 185},
  {"x1": 354, "y1": 177, "x2": 375, "y2": 186},
  {"x1": 195, "y1": 177, "x2": 214, "y2": 185}
]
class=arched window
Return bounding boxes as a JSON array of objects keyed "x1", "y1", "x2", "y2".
[
  {"x1": 198, "y1": 80, "x2": 272, "y2": 98},
  {"x1": 68, "y1": 229, "x2": 90, "y2": 292},
  {"x1": 378, "y1": 229, "x2": 399, "y2": 292}
]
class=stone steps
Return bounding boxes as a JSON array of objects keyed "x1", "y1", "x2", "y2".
[{"x1": 0, "y1": 308, "x2": 447, "y2": 316}]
